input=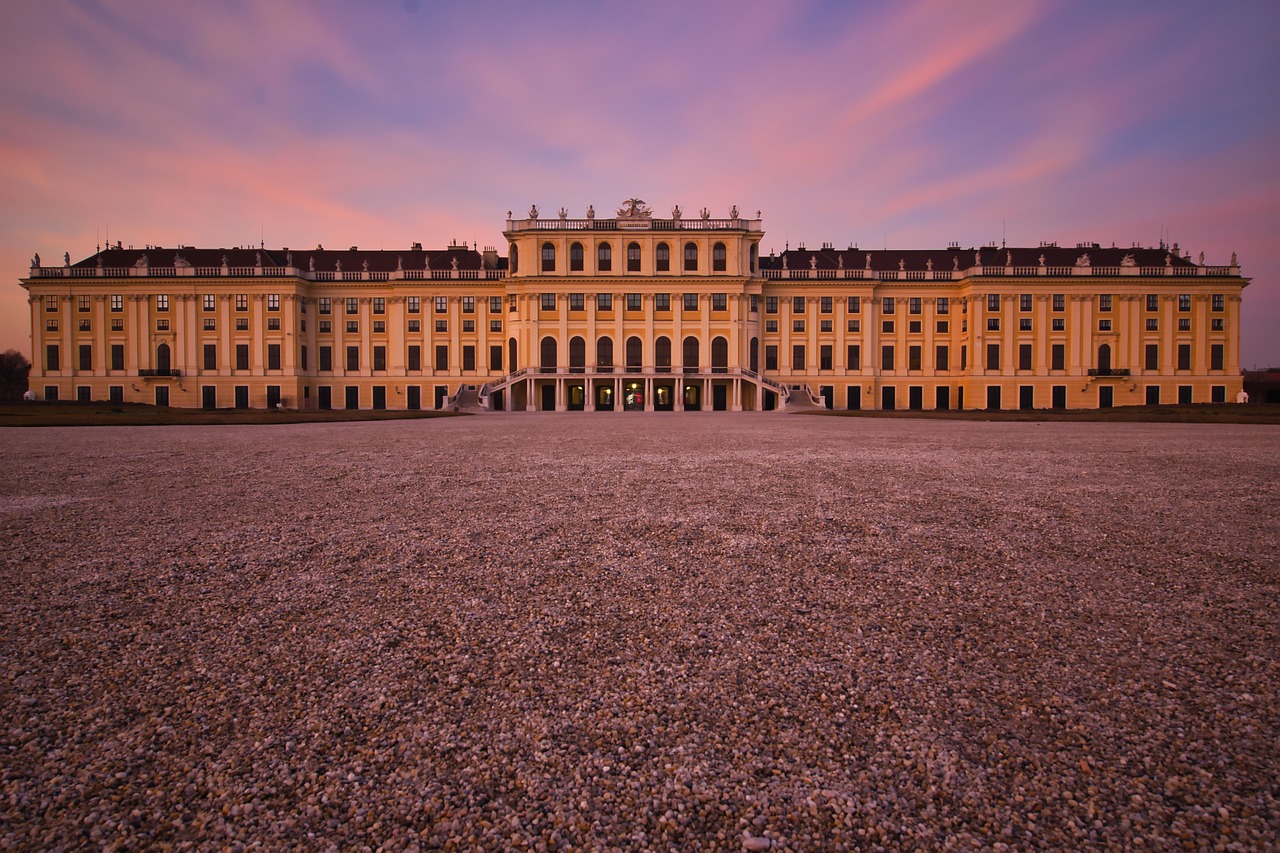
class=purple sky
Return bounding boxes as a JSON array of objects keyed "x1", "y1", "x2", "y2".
[{"x1": 4, "y1": 0, "x2": 1278, "y2": 367}]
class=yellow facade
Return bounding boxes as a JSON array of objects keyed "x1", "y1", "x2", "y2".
[{"x1": 20, "y1": 203, "x2": 1248, "y2": 411}]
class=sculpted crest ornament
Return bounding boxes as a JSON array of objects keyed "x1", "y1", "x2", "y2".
[{"x1": 617, "y1": 198, "x2": 652, "y2": 218}]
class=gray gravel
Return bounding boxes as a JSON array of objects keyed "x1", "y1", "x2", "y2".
[{"x1": 1, "y1": 413, "x2": 1277, "y2": 850}]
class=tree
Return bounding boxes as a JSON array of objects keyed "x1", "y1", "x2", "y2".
[{"x1": 0, "y1": 349, "x2": 31, "y2": 402}]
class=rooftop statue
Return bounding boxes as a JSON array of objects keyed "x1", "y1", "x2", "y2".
[
  {"x1": 586, "y1": 204, "x2": 595, "y2": 220},
  {"x1": 729, "y1": 205, "x2": 739, "y2": 219},
  {"x1": 528, "y1": 204, "x2": 538, "y2": 219},
  {"x1": 1076, "y1": 253, "x2": 1091, "y2": 267},
  {"x1": 558, "y1": 207, "x2": 568, "y2": 220},
  {"x1": 617, "y1": 198, "x2": 651, "y2": 218},
  {"x1": 672, "y1": 204, "x2": 682, "y2": 219},
  {"x1": 1121, "y1": 254, "x2": 1137, "y2": 267}
]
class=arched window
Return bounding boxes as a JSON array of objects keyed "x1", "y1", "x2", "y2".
[
  {"x1": 570, "y1": 242, "x2": 584, "y2": 272},
  {"x1": 655, "y1": 336, "x2": 672, "y2": 371},
  {"x1": 713, "y1": 242, "x2": 727, "y2": 272},
  {"x1": 156, "y1": 342, "x2": 171, "y2": 373},
  {"x1": 749, "y1": 336, "x2": 759, "y2": 373},
  {"x1": 711, "y1": 336, "x2": 729, "y2": 372},
  {"x1": 684, "y1": 242, "x2": 698, "y2": 271},
  {"x1": 656, "y1": 242, "x2": 670, "y2": 272},
  {"x1": 508, "y1": 337, "x2": 519, "y2": 374},
  {"x1": 683, "y1": 336, "x2": 700, "y2": 371},
  {"x1": 509, "y1": 243, "x2": 518, "y2": 274},
  {"x1": 627, "y1": 242, "x2": 641, "y2": 272},
  {"x1": 569, "y1": 336, "x2": 586, "y2": 372},
  {"x1": 540, "y1": 336, "x2": 557, "y2": 372},
  {"x1": 750, "y1": 243, "x2": 759, "y2": 274},
  {"x1": 597, "y1": 336, "x2": 614, "y2": 369},
  {"x1": 1098, "y1": 343, "x2": 1112, "y2": 373},
  {"x1": 541, "y1": 242, "x2": 555, "y2": 272},
  {"x1": 625, "y1": 336, "x2": 643, "y2": 371},
  {"x1": 597, "y1": 242, "x2": 612, "y2": 272}
]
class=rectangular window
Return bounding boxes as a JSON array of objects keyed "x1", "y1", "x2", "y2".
[
  {"x1": 908, "y1": 321, "x2": 921, "y2": 334},
  {"x1": 111, "y1": 344, "x2": 125, "y2": 371},
  {"x1": 490, "y1": 344, "x2": 502, "y2": 370},
  {"x1": 1019, "y1": 318, "x2": 1032, "y2": 331},
  {"x1": 346, "y1": 346, "x2": 360, "y2": 371},
  {"x1": 461, "y1": 320, "x2": 474, "y2": 333},
  {"x1": 319, "y1": 298, "x2": 331, "y2": 314},
  {"x1": 1052, "y1": 294, "x2": 1065, "y2": 312},
  {"x1": 489, "y1": 296, "x2": 502, "y2": 313},
  {"x1": 712, "y1": 293, "x2": 727, "y2": 311},
  {"x1": 268, "y1": 344, "x2": 281, "y2": 371},
  {"x1": 408, "y1": 319, "x2": 421, "y2": 332},
  {"x1": 1179, "y1": 294, "x2": 1191, "y2": 312},
  {"x1": 597, "y1": 293, "x2": 612, "y2": 311},
  {"x1": 346, "y1": 298, "x2": 359, "y2": 314},
  {"x1": 1212, "y1": 294, "x2": 1224, "y2": 312},
  {"x1": 1177, "y1": 344, "x2": 1191, "y2": 370},
  {"x1": 408, "y1": 296, "x2": 420, "y2": 313},
  {"x1": 203, "y1": 344, "x2": 216, "y2": 370},
  {"x1": 203, "y1": 294, "x2": 216, "y2": 311},
  {"x1": 820, "y1": 320, "x2": 833, "y2": 333},
  {"x1": 627, "y1": 293, "x2": 642, "y2": 311},
  {"x1": 1099, "y1": 294, "x2": 1112, "y2": 312},
  {"x1": 1051, "y1": 344, "x2": 1065, "y2": 371},
  {"x1": 936, "y1": 297, "x2": 949, "y2": 315},
  {"x1": 847, "y1": 319, "x2": 861, "y2": 333},
  {"x1": 1052, "y1": 318, "x2": 1065, "y2": 331},
  {"x1": 936, "y1": 345, "x2": 949, "y2": 371},
  {"x1": 961, "y1": 345, "x2": 967, "y2": 370},
  {"x1": 236, "y1": 294, "x2": 249, "y2": 311},
  {"x1": 435, "y1": 296, "x2": 448, "y2": 313},
  {"x1": 793, "y1": 344, "x2": 806, "y2": 369},
  {"x1": 372, "y1": 297, "x2": 385, "y2": 315},
  {"x1": 1146, "y1": 318, "x2": 1159, "y2": 331},
  {"x1": 568, "y1": 293, "x2": 585, "y2": 311},
  {"x1": 540, "y1": 293, "x2": 556, "y2": 311},
  {"x1": 74, "y1": 295, "x2": 88, "y2": 313},
  {"x1": 156, "y1": 294, "x2": 169, "y2": 312},
  {"x1": 490, "y1": 320, "x2": 502, "y2": 332},
  {"x1": 1018, "y1": 344, "x2": 1032, "y2": 370},
  {"x1": 881, "y1": 297, "x2": 894, "y2": 314},
  {"x1": 78, "y1": 344, "x2": 92, "y2": 371},
  {"x1": 319, "y1": 346, "x2": 333, "y2": 371},
  {"x1": 986, "y1": 343, "x2": 1000, "y2": 371},
  {"x1": 111, "y1": 294, "x2": 123, "y2": 312},
  {"x1": 156, "y1": 319, "x2": 169, "y2": 331},
  {"x1": 1146, "y1": 294, "x2": 1159, "y2": 312},
  {"x1": 462, "y1": 296, "x2": 475, "y2": 314},
  {"x1": 882, "y1": 320, "x2": 894, "y2": 334},
  {"x1": 793, "y1": 296, "x2": 805, "y2": 314},
  {"x1": 1145, "y1": 344, "x2": 1159, "y2": 371},
  {"x1": 435, "y1": 320, "x2": 447, "y2": 333},
  {"x1": 78, "y1": 319, "x2": 91, "y2": 331},
  {"x1": 881, "y1": 345, "x2": 894, "y2": 371},
  {"x1": 654, "y1": 293, "x2": 670, "y2": 311},
  {"x1": 319, "y1": 320, "x2": 332, "y2": 333},
  {"x1": 765, "y1": 296, "x2": 778, "y2": 314},
  {"x1": 765, "y1": 320, "x2": 778, "y2": 333},
  {"x1": 684, "y1": 293, "x2": 699, "y2": 311},
  {"x1": 821, "y1": 296, "x2": 833, "y2": 314},
  {"x1": 1098, "y1": 319, "x2": 1112, "y2": 331},
  {"x1": 847, "y1": 296, "x2": 861, "y2": 313},
  {"x1": 408, "y1": 345, "x2": 421, "y2": 371},
  {"x1": 908, "y1": 345, "x2": 921, "y2": 371},
  {"x1": 373, "y1": 345, "x2": 386, "y2": 371},
  {"x1": 268, "y1": 294, "x2": 281, "y2": 311},
  {"x1": 268, "y1": 317, "x2": 281, "y2": 331},
  {"x1": 987, "y1": 318, "x2": 1000, "y2": 331},
  {"x1": 765, "y1": 345, "x2": 778, "y2": 371},
  {"x1": 373, "y1": 320, "x2": 385, "y2": 333},
  {"x1": 847, "y1": 344, "x2": 861, "y2": 369},
  {"x1": 819, "y1": 345, "x2": 833, "y2": 370},
  {"x1": 1019, "y1": 294, "x2": 1032, "y2": 312},
  {"x1": 236, "y1": 344, "x2": 249, "y2": 370},
  {"x1": 1211, "y1": 318, "x2": 1224, "y2": 331},
  {"x1": 1179, "y1": 318, "x2": 1191, "y2": 331},
  {"x1": 793, "y1": 319, "x2": 805, "y2": 332},
  {"x1": 46, "y1": 295, "x2": 59, "y2": 313},
  {"x1": 435, "y1": 345, "x2": 448, "y2": 370},
  {"x1": 909, "y1": 297, "x2": 921, "y2": 315},
  {"x1": 346, "y1": 321, "x2": 358, "y2": 333},
  {"x1": 936, "y1": 320, "x2": 948, "y2": 334},
  {"x1": 750, "y1": 295, "x2": 759, "y2": 313},
  {"x1": 508, "y1": 294, "x2": 517, "y2": 312},
  {"x1": 462, "y1": 346, "x2": 476, "y2": 371},
  {"x1": 1211, "y1": 344, "x2": 1224, "y2": 370},
  {"x1": 45, "y1": 319, "x2": 58, "y2": 332},
  {"x1": 987, "y1": 294, "x2": 1000, "y2": 311}
]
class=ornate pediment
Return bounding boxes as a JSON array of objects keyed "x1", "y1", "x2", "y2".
[{"x1": 616, "y1": 198, "x2": 652, "y2": 219}]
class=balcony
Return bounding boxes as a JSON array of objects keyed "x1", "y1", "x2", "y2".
[
  {"x1": 138, "y1": 368, "x2": 182, "y2": 377},
  {"x1": 1087, "y1": 368, "x2": 1130, "y2": 377}
]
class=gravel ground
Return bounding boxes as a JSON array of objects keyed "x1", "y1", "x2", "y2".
[{"x1": 1, "y1": 414, "x2": 1277, "y2": 851}]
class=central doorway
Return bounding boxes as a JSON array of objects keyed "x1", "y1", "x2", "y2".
[{"x1": 623, "y1": 381, "x2": 644, "y2": 410}]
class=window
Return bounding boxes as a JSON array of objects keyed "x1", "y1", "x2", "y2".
[
  {"x1": 1098, "y1": 319, "x2": 1112, "y2": 331},
  {"x1": 112, "y1": 344, "x2": 125, "y2": 371},
  {"x1": 820, "y1": 320, "x2": 833, "y2": 333},
  {"x1": 435, "y1": 345, "x2": 448, "y2": 370},
  {"x1": 656, "y1": 243, "x2": 670, "y2": 272},
  {"x1": 881, "y1": 345, "x2": 894, "y2": 371},
  {"x1": 569, "y1": 293, "x2": 585, "y2": 311},
  {"x1": 371, "y1": 320, "x2": 384, "y2": 333},
  {"x1": 792, "y1": 296, "x2": 805, "y2": 314},
  {"x1": 1052, "y1": 318, "x2": 1065, "y2": 331},
  {"x1": 490, "y1": 345, "x2": 502, "y2": 370},
  {"x1": 1052, "y1": 294, "x2": 1065, "y2": 312},
  {"x1": 765, "y1": 296, "x2": 778, "y2": 314},
  {"x1": 462, "y1": 346, "x2": 476, "y2": 371},
  {"x1": 793, "y1": 345, "x2": 806, "y2": 368},
  {"x1": 45, "y1": 344, "x2": 60, "y2": 370},
  {"x1": 45, "y1": 319, "x2": 58, "y2": 332},
  {"x1": 408, "y1": 346, "x2": 422, "y2": 371},
  {"x1": 598, "y1": 243, "x2": 612, "y2": 271},
  {"x1": 909, "y1": 297, "x2": 921, "y2": 315},
  {"x1": 319, "y1": 346, "x2": 333, "y2": 371},
  {"x1": 1177, "y1": 344, "x2": 1191, "y2": 370},
  {"x1": 370, "y1": 297, "x2": 384, "y2": 315},
  {"x1": 78, "y1": 319, "x2": 91, "y2": 331},
  {"x1": 1212, "y1": 294, "x2": 1224, "y2": 312},
  {"x1": 654, "y1": 293, "x2": 670, "y2": 311},
  {"x1": 847, "y1": 320, "x2": 861, "y2": 333},
  {"x1": 627, "y1": 243, "x2": 641, "y2": 272},
  {"x1": 711, "y1": 293, "x2": 727, "y2": 311},
  {"x1": 155, "y1": 294, "x2": 169, "y2": 312},
  {"x1": 540, "y1": 293, "x2": 556, "y2": 311},
  {"x1": 1211, "y1": 344, "x2": 1224, "y2": 370},
  {"x1": 346, "y1": 321, "x2": 358, "y2": 333},
  {"x1": 1146, "y1": 294, "x2": 1159, "y2": 312},
  {"x1": 936, "y1": 346, "x2": 949, "y2": 371},
  {"x1": 1179, "y1": 294, "x2": 1191, "y2": 312},
  {"x1": 319, "y1": 320, "x2": 331, "y2": 333},
  {"x1": 1178, "y1": 318, "x2": 1191, "y2": 331},
  {"x1": 987, "y1": 318, "x2": 1000, "y2": 331},
  {"x1": 490, "y1": 320, "x2": 502, "y2": 332},
  {"x1": 847, "y1": 345, "x2": 861, "y2": 369},
  {"x1": 111, "y1": 318, "x2": 124, "y2": 331},
  {"x1": 765, "y1": 345, "x2": 778, "y2": 371},
  {"x1": 346, "y1": 346, "x2": 360, "y2": 371},
  {"x1": 236, "y1": 294, "x2": 249, "y2": 311},
  {"x1": 300, "y1": 346, "x2": 307, "y2": 370},
  {"x1": 111, "y1": 294, "x2": 123, "y2": 312},
  {"x1": 78, "y1": 344, "x2": 92, "y2": 371},
  {"x1": 407, "y1": 296, "x2": 420, "y2": 314},
  {"x1": 986, "y1": 343, "x2": 1000, "y2": 371},
  {"x1": 200, "y1": 344, "x2": 216, "y2": 371},
  {"x1": 847, "y1": 296, "x2": 861, "y2": 313},
  {"x1": 820, "y1": 345, "x2": 833, "y2": 370},
  {"x1": 684, "y1": 293, "x2": 699, "y2": 311},
  {"x1": 318, "y1": 298, "x2": 331, "y2": 315},
  {"x1": 765, "y1": 320, "x2": 778, "y2": 333},
  {"x1": 508, "y1": 294, "x2": 517, "y2": 313},
  {"x1": 1211, "y1": 318, "x2": 1224, "y2": 331},
  {"x1": 683, "y1": 242, "x2": 698, "y2": 271},
  {"x1": 462, "y1": 296, "x2": 475, "y2": 314},
  {"x1": 236, "y1": 344, "x2": 249, "y2": 371},
  {"x1": 882, "y1": 320, "x2": 894, "y2": 334},
  {"x1": 202, "y1": 294, "x2": 215, "y2": 312},
  {"x1": 1098, "y1": 294, "x2": 1112, "y2": 312},
  {"x1": 435, "y1": 320, "x2": 447, "y2": 333},
  {"x1": 987, "y1": 294, "x2": 1001, "y2": 312},
  {"x1": 936, "y1": 321, "x2": 949, "y2": 334},
  {"x1": 156, "y1": 319, "x2": 169, "y2": 331},
  {"x1": 1145, "y1": 344, "x2": 1159, "y2": 371},
  {"x1": 597, "y1": 293, "x2": 612, "y2": 311},
  {"x1": 961, "y1": 346, "x2": 967, "y2": 369},
  {"x1": 570, "y1": 243, "x2": 584, "y2": 272},
  {"x1": 373, "y1": 345, "x2": 386, "y2": 371},
  {"x1": 936, "y1": 297, "x2": 949, "y2": 315},
  {"x1": 1020, "y1": 294, "x2": 1032, "y2": 312},
  {"x1": 45, "y1": 295, "x2": 58, "y2": 313},
  {"x1": 713, "y1": 243, "x2": 727, "y2": 272},
  {"x1": 1051, "y1": 344, "x2": 1065, "y2": 370},
  {"x1": 908, "y1": 321, "x2": 921, "y2": 334},
  {"x1": 345, "y1": 298, "x2": 358, "y2": 315},
  {"x1": 793, "y1": 319, "x2": 806, "y2": 332},
  {"x1": 405, "y1": 319, "x2": 420, "y2": 333},
  {"x1": 1146, "y1": 319, "x2": 1159, "y2": 331},
  {"x1": 268, "y1": 294, "x2": 281, "y2": 311},
  {"x1": 1019, "y1": 344, "x2": 1032, "y2": 370},
  {"x1": 268, "y1": 344, "x2": 281, "y2": 371},
  {"x1": 541, "y1": 242, "x2": 555, "y2": 272},
  {"x1": 75, "y1": 295, "x2": 89, "y2": 313},
  {"x1": 462, "y1": 320, "x2": 475, "y2": 333},
  {"x1": 435, "y1": 296, "x2": 448, "y2": 313},
  {"x1": 882, "y1": 297, "x2": 895, "y2": 314},
  {"x1": 908, "y1": 346, "x2": 921, "y2": 371},
  {"x1": 1019, "y1": 318, "x2": 1032, "y2": 331}
]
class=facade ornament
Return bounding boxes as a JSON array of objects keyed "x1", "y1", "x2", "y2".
[
  {"x1": 174, "y1": 254, "x2": 191, "y2": 269},
  {"x1": 1165, "y1": 254, "x2": 1172, "y2": 267},
  {"x1": 1075, "y1": 253, "x2": 1091, "y2": 267},
  {"x1": 286, "y1": 252, "x2": 293, "y2": 267},
  {"x1": 528, "y1": 204, "x2": 538, "y2": 219},
  {"x1": 837, "y1": 254, "x2": 844, "y2": 269},
  {"x1": 31, "y1": 252, "x2": 39, "y2": 268},
  {"x1": 424, "y1": 253, "x2": 430, "y2": 271},
  {"x1": 1120, "y1": 253, "x2": 1136, "y2": 267},
  {"x1": 1231, "y1": 251, "x2": 1238, "y2": 266},
  {"x1": 729, "y1": 205, "x2": 739, "y2": 219},
  {"x1": 362, "y1": 258, "x2": 369, "y2": 272},
  {"x1": 222, "y1": 254, "x2": 229, "y2": 267},
  {"x1": 699, "y1": 207, "x2": 710, "y2": 220},
  {"x1": 396, "y1": 255, "x2": 403, "y2": 271},
  {"x1": 810, "y1": 256, "x2": 817, "y2": 270},
  {"x1": 672, "y1": 204, "x2": 681, "y2": 220},
  {"x1": 255, "y1": 251, "x2": 262, "y2": 266},
  {"x1": 927, "y1": 258, "x2": 933, "y2": 271},
  {"x1": 953, "y1": 256, "x2": 959, "y2": 271},
  {"x1": 64, "y1": 252, "x2": 70, "y2": 267},
  {"x1": 96, "y1": 256, "x2": 103, "y2": 269},
  {"x1": 618, "y1": 198, "x2": 652, "y2": 218},
  {"x1": 1007, "y1": 251, "x2": 1012, "y2": 267},
  {"x1": 1039, "y1": 254, "x2": 1045, "y2": 267},
  {"x1": 586, "y1": 204, "x2": 595, "y2": 221},
  {"x1": 898, "y1": 258, "x2": 905, "y2": 271},
  {"x1": 135, "y1": 254, "x2": 149, "y2": 268},
  {"x1": 865, "y1": 253, "x2": 872, "y2": 269},
  {"x1": 558, "y1": 207, "x2": 568, "y2": 220},
  {"x1": 975, "y1": 250, "x2": 981, "y2": 266},
  {"x1": 335, "y1": 259, "x2": 342, "y2": 272},
  {"x1": 1199, "y1": 251, "x2": 1205, "y2": 265},
  {"x1": 451, "y1": 256, "x2": 459, "y2": 270},
  {"x1": 782, "y1": 255, "x2": 788, "y2": 270},
  {"x1": 309, "y1": 256, "x2": 315, "y2": 272}
]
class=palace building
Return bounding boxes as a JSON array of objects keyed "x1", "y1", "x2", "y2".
[{"x1": 20, "y1": 200, "x2": 1248, "y2": 412}]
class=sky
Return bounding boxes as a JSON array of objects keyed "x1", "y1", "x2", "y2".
[{"x1": 3, "y1": 0, "x2": 1278, "y2": 368}]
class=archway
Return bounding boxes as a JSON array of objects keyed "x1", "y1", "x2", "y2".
[{"x1": 540, "y1": 336, "x2": 557, "y2": 373}]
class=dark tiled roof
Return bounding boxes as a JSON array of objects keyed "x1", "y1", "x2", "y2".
[
  {"x1": 759, "y1": 245, "x2": 1199, "y2": 272},
  {"x1": 71, "y1": 245, "x2": 492, "y2": 272}
]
